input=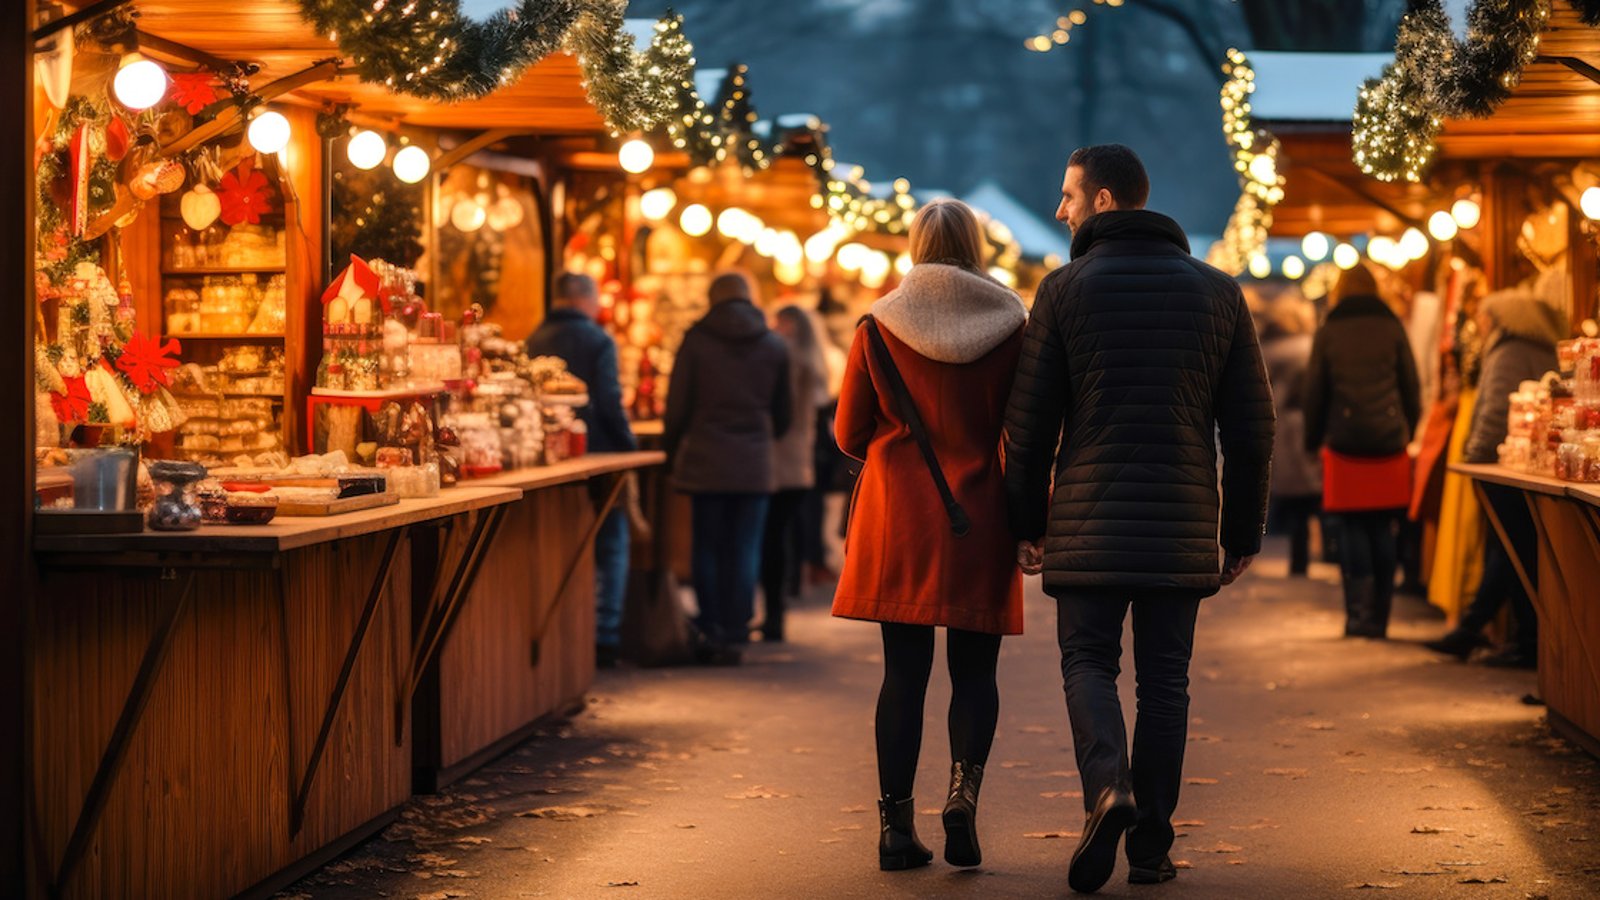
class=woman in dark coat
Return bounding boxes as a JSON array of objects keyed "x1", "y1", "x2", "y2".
[
  {"x1": 833, "y1": 198, "x2": 1025, "y2": 872},
  {"x1": 1306, "y1": 262, "x2": 1422, "y2": 638}
]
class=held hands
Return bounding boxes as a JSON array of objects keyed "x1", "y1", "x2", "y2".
[
  {"x1": 1017, "y1": 541, "x2": 1044, "y2": 576},
  {"x1": 1220, "y1": 553, "x2": 1255, "y2": 586}
]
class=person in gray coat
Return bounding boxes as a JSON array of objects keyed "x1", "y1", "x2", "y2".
[
  {"x1": 759, "y1": 305, "x2": 823, "y2": 642},
  {"x1": 1424, "y1": 290, "x2": 1564, "y2": 667},
  {"x1": 1261, "y1": 304, "x2": 1322, "y2": 576},
  {"x1": 664, "y1": 271, "x2": 793, "y2": 663}
]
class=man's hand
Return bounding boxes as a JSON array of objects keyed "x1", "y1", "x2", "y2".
[
  {"x1": 1220, "y1": 554, "x2": 1255, "y2": 586},
  {"x1": 1017, "y1": 541, "x2": 1044, "y2": 576}
]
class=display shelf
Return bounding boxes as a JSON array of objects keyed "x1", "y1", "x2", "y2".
[
  {"x1": 164, "y1": 332, "x2": 285, "y2": 341},
  {"x1": 161, "y1": 266, "x2": 288, "y2": 276}
]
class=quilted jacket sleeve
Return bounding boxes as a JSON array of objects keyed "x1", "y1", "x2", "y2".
[
  {"x1": 834, "y1": 326, "x2": 878, "y2": 461},
  {"x1": 1004, "y1": 279, "x2": 1071, "y2": 543},
  {"x1": 1215, "y1": 289, "x2": 1276, "y2": 558}
]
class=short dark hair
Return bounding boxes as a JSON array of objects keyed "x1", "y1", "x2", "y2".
[
  {"x1": 1068, "y1": 144, "x2": 1150, "y2": 210},
  {"x1": 554, "y1": 272, "x2": 598, "y2": 304}
]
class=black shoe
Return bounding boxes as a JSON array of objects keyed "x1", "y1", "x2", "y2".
[
  {"x1": 1481, "y1": 648, "x2": 1537, "y2": 669},
  {"x1": 878, "y1": 795, "x2": 933, "y2": 871},
  {"x1": 692, "y1": 643, "x2": 743, "y2": 666},
  {"x1": 942, "y1": 761, "x2": 984, "y2": 867},
  {"x1": 1128, "y1": 855, "x2": 1178, "y2": 885},
  {"x1": 1422, "y1": 629, "x2": 1489, "y2": 660},
  {"x1": 1069, "y1": 785, "x2": 1138, "y2": 893},
  {"x1": 595, "y1": 644, "x2": 619, "y2": 669},
  {"x1": 760, "y1": 628, "x2": 785, "y2": 643}
]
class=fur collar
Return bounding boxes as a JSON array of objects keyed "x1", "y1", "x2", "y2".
[
  {"x1": 1485, "y1": 290, "x2": 1566, "y2": 350},
  {"x1": 870, "y1": 264, "x2": 1026, "y2": 364}
]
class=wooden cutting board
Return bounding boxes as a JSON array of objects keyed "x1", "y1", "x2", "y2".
[{"x1": 274, "y1": 492, "x2": 399, "y2": 518}]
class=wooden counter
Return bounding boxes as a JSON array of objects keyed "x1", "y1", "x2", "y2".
[
  {"x1": 412, "y1": 452, "x2": 665, "y2": 789},
  {"x1": 1451, "y1": 463, "x2": 1600, "y2": 758}
]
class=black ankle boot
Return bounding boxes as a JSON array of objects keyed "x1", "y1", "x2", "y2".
[
  {"x1": 878, "y1": 795, "x2": 933, "y2": 871},
  {"x1": 942, "y1": 761, "x2": 984, "y2": 867}
]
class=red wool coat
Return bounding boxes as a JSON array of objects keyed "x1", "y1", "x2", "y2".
[{"x1": 831, "y1": 264, "x2": 1026, "y2": 635}]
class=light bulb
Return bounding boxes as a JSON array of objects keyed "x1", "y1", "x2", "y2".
[
  {"x1": 717, "y1": 207, "x2": 748, "y2": 240},
  {"x1": 1583, "y1": 187, "x2": 1600, "y2": 221},
  {"x1": 1300, "y1": 232, "x2": 1330, "y2": 262},
  {"x1": 1282, "y1": 256, "x2": 1306, "y2": 280},
  {"x1": 1451, "y1": 198, "x2": 1481, "y2": 230},
  {"x1": 113, "y1": 57, "x2": 167, "y2": 110},
  {"x1": 895, "y1": 251, "x2": 913, "y2": 276},
  {"x1": 775, "y1": 232, "x2": 804, "y2": 267},
  {"x1": 347, "y1": 130, "x2": 387, "y2": 170},
  {"x1": 1333, "y1": 242, "x2": 1360, "y2": 270},
  {"x1": 1427, "y1": 210, "x2": 1458, "y2": 242},
  {"x1": 247, "y1": 110, "x2": 291, "y2": 155},
  {"x1": 837, "y1": 242, "x2": 870, "y2": 272},
  {"x1": 1247, "y1": 254, "x2": 1272, "y2": 280},
  {"x1": 619, "y1": 139, "x2": 654, "y2": 174},
  {"x1": 804, "y1": 230, "x2": 838, "y2": 264},
  {"x1": 755, "y1": 228, "x2": 780, "y2": 258},
  {"x1": 680, "y1": 203, "x2": 712, "y2": 237},
  {"x1": 1400, "y1": 227, "x2": 1430, "y2": 260},
  {"x1": 392, "y1": 145, "x2": 431, "y2": 184},
  {"x1": 1248, "y1": 153, "x2": 1277, "y2": 185},
  {"x1": 450, "y1": 198, "x2": 486, "y2": 232},
  {"x1": 640, "y1": 187, "x2": 676, "y2": 221},
  {"x1": 775, "y1": 259, "x2": 805, "y2": 286},
  {"x1": 1367, "y1": 235, "x2": 1397, "y2": 264}
]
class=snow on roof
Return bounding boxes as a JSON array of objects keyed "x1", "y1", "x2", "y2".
[
  {"x1": 1247, "y1": 52, "x2": 1391, "y2": 124},
  {"x1": 962, "y1": 181, "x2": 1070, "y2": 261}
]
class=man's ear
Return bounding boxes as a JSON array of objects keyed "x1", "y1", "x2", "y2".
[{"x1": 1095, "y1": 188, "x2": 1116, "y2": 213}]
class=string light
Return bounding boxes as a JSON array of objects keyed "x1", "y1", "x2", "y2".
[
  {"x1": 619, "y1": 138, "x2": 654, "y2": 174},
  {"x1": 1400, "y1": 226, "x2": 1430, "y2": 260},
  {"x1": 1581, "y1": 187, "x2": 1600, "y2": 221},
  {"x1": 247, "y1": 110, "x2": 291, "y2": 155},
  {"x1": 1301, "y1": 232, "x2": 1331, "y2": 262},
  {"x1": 1282, "y1": 256, "x2": 1306, "y2": 280},
  {"x1": 1206, "y1": 50, "x2": 1284, "y2": 276},
  {"x1": 1025, "y1": 0, "x2": 1122, "y2": 53},
  {"x1": 640, "y1": 187, "x2": 677, "y2": 221},
  {"x1": 680, "y1": 203, "x2": 712, "y2": 237},
  {"x1": 348, "y1": 130, "x2": 388, "y2": 170},
  {"x1": 1427, "y1": 209, "x2": 1459, "y2": 241},
  {"x1": 1451, "y1": 197, "x2": 1481, "y2": 229},
  {"x1": 113, "y1": 55, "x2": 167, "y2": 110},
  {"x1": 392, "y1": 145, "x2": 431, "y2": 184},
  {"x1": 1332, "y1": 242, "x2": 1360, "y2": 270},
  {"x1": 1248, "y1": 254, "x2": 1272, "y2": 280}
]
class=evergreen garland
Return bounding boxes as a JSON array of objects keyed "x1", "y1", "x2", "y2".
[
  {"x1": 296, "y1": 0, "x2": 583, "y2": 102},
  {"x1": 1444, "y1": 0, "x2": 1549, "y2": 117},
  {"x1": 646, "y1": 13, "x2": 723, "y2": 163},
  {"x1": 36, "y1": 95, "x2": 120, "y2": 289}
]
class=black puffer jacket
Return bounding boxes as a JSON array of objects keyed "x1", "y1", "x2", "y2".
[
  {"x1": 1303, "y1": 294, "x2": 1421, "y2": 457},
  {"x1": 1004, "y1": 210, "x2": 1276, "y2": 597},
  {"x1": 664, "y1": 298, "x2": 793, "y2": 494}
]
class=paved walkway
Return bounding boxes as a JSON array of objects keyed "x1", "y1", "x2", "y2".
[{"x1": 281, "y1": 544, "x2": 1600, "y2": 899}]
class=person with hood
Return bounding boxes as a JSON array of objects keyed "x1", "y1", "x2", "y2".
[
  {"x1": 759, "y1": 304, "x2": 825, "y2": 642},
  {"x1": 1305, "y1": 262, "x2": 1422, "y2": 640},
  {"x1": 1261, "y1": 302, "x2": 1323, "y2": 576},
  {"x1": 1423, "y1": 289, "x2": 1564, "y2": 667},
  {"x1": 1005, "y1": 144, "x2": 1275, "y2": 893},
  {"x1": 664, "y1": 271, "x2": 792, "y2": 665},
  {"x1": 832, "y1": 198, "x2": 1026, "y2": 873}
]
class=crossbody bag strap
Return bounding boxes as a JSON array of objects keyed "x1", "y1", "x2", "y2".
[{"x1": 863, "y1": 317, "x2": 970, "y2": 537}]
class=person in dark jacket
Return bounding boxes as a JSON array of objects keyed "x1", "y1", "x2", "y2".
[
  {"x1": 664, "y1": 271, "x2": 793, "y2": 664},
  {"x1": 1305, "y1": 263, "x2": 1422, "y2": 639},
  {"x1": 1004, "y1": 144, "x2": 1275, "y2": 893},
  {"x1": 1424, "y1": 290, "x2": 1563, "y2": 667},
  {"x1": 526, "y1": 273, "x2": 639, "y2": 668}
]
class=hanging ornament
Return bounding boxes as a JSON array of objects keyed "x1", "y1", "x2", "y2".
[
  {"x1": 84, "y1": 362, "x2": 137, "y2": 426},
  {"x1": 129, "y1": 159, "x2": 186, "y2": 200},
  {"x1": 104, "y1": 116, "x2": 131, "y2": 162},
  {"x1": 48, "y1": 374, "x2": 93, "y2": 424},
  {"x1": 34, "y1": 27, "x2": 74, "y2": 110},
  {"x1": 168, "y1": 71, "x2": 221, "y2": 115},
  {"x1": 67, "y1": 124, "x2": 90, "y2": 235},
  {"x1": 217, "y1": 157, "x2": 273, "y2": 225},
  {"x1": 180, "y1": 183, "x2": 222, "y2": 230},
  {"x1": 115, "y1": 331, "x2": 183, "y2": 394}
]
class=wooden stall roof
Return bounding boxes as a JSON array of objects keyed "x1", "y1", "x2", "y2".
[
  {"x1": 1263, "y1": 128, "x2": 1437, "y2": 238},
  {"x1": 1439, "y1": 5, "x2": 1600, "y2": 159},
  {"x1": 122, "y1": 0, "x2": 608, "y2": 134},
  {"x1": 670, "y1": 156, "x2": 833, "y2": 234}
]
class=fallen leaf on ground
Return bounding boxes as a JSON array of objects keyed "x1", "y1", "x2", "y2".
[
  {"x1": 1435, "y1": 860, "x2": 1484, "y2": 867},
  {"x1": 1411, "y1": 825, "x2": 1454, "y2": 834},
  {"x1": 517, "y1": 806, "x2": 608, "y2": 820},
  {"x1": 603, "y1": 881, "x2": 639, "y2": 887},
  {"x1": 1186, "y1": 777, "x2": 1220, "y2": 785},
  {"x1": 1173, "y1": 819, "x2": 1206, "y2": 828},
  {"x1": 1263, "y1": 768, "x2": 1309, "y2": 778},
  {"x1": 1228, "y1": 859, "x2": 1247, "y2": 866},
  {"x1": 819, "y1": 838, "x2": 843, "y2": 844},
  {"x1": 1306, "y1": 722, "x2": 1337, "y2": 731},
  {"x1": 1203, "y1": 841, "x2": 1244, "y2": 854},
  {"x1": 1024, "y1": 831, "x2": 1081, "y2": 839},
  {"x1": 840, "y1": 805, "x2": 868, "y2": 813},
  {"x1": 790, "y1": 747, "x2": 815, "y2": 755},
  {"x1": 1347, "y1": 882, "x2": 1402, "y2": 890},
  {"x1": 1046, "y1": 771, "x2": 1080, "y2": 779},
  {"x1": 1457, "y1": 875, "x2": 1508, "y2": 884},
  {"x1": 1385, "y1": 868, "x2": 1447, "y2": 876},
  {"x1": 453, "y1": 836, "x2": 492, "y2": 846},
  {"x1": 1173, "y1": 860, "x2": 1194, "y2": 869},
  {"x1": 674, "y1": 824, "x2": 696, "y2": 829},
  {"x1": 1019, "y1": 725, "x2": 1054, "y2": 734},
  {"x1": 833, "y1": 825, "x2": 863, "y2": 832},
  {"x1": 1188, "y1": 734, "x2": 1223, "y2": 743},
  {"x1": 1382, "y1": 767, "x2": 1427, "y2": 775},
  {"x1": 723, "y1": 787, "x2": 792, "y2": 800},
  {"x1": 1040, "y1": 791, "x2": 1083, "y2": 799},
  {"x1": 1000, "y1": 761, "x2": 1034, "y2": 769},
  {"x1": 920, "y1": 808, "x2": 941, "y2": 816}
]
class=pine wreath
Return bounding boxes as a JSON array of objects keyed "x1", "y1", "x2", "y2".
[
  {"x1": 1443, "y1": 0, "x2": 1549, "y2": 118},
  {"x1": 296, "y1": 0, "x2": 584, "y2": 102}
]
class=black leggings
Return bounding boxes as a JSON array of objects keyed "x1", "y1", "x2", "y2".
[{"x1": 876, "y1": 623, "x2": 1003, "y2": 800}]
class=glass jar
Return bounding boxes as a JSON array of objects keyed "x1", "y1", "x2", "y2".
[{"x1": 147, "y1": 460, "x2": 208, "y2": 531}]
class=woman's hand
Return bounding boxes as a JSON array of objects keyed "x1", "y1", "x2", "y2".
[{"x1": 1017, "y1": 541, "x2": 1044, "y2": 575}]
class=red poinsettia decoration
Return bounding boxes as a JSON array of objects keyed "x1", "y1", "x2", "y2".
[
  {"x1": 115, "y1": 331, "x2": 182, "y2": 394},
  {"x1": 49, "y1": 374, "x2": 92, "y2": 423},
  {"x1": 218, "y1": 158, "x2": 273, "y2": 225},
  {"x1": 168, "y1": 72, "x2": 221, "y2": 115}
]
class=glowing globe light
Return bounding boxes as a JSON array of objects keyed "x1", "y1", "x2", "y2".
[
  {"x1": 347, "y1": 130, "x2": 387, "y2": 170},
  {"x1": 1282, "y1": 255, "x2": 1306, "y2": 280},
  {"x1": 1247, "y1": 254, "x2": 1271, "y2": 279},
  {"x1": 1300, "y1": 232, "x2": 1330, "y2": 262},
  {"x1": 1428, "y1": 210, "x2": 1458, "y2": 242},
  {"x1": 247, "y1": 110, "x2": 291, "y2": 155},
  {"x1": 895, "y1": 251, "x2": 913, "y2": 276},
  {"x1": 451, "y1": 198, "x2": 486, "y2": 233},
  {"x1": 680, "y1": 203, "x2": 713, "y2": 237},
  {"x1": 113, "y1": 57, "x2": 167, "y2": 110},
  {"x1": 392, "y1": 145, "x2": 431, "y2": 184},
  {"x1": 1582, "y1": 187, "x2": 1600, "y2": 221},
  {"x1": 836, "y1": 242, "x2": 870, "y2": 272},
  {"x1": 1333, "y1": 242, "x2": 1360, "y2": 270},
  {"x1": 1367, "y1": 235, "x2": 1398, "y2": 264},
  {"x1": 1451, "y1": 198, "x2": 1481, "y2": 230},
  {"x1": 1400, "y1": 227, "x2": 1430, "y2": 260},
  {"x1": 640, "y1": 187, "x2": 677, "y2": 222},
  {"x1": 619, "y1": 139, "x2": 655, "y2": 174}
]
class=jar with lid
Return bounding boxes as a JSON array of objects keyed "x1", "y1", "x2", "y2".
[{"x1": 147, "y1": 460, "x2": 208, "y2": 531}]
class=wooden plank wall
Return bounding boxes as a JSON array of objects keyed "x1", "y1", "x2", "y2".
[
  {"x1": 30, "y1": 530, "x2": 413, "y2": 899},
  {"x1": 1530, "y1": 496, "x2": 1600, "y2": 746},
  {"x1": 437, "y1": 484, "x2": 596, "y2": 769}
]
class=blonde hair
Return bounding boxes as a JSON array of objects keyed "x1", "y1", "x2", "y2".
[
  {"x1": 909, "y1": 198, "x2": 986, "y2": 270},
  {"x1": 1330, "y1": 260, "x2": 1381, "y2": 308}
]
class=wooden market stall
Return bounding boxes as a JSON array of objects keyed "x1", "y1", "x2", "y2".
[{"x1": 21, "y1": 2, "x2": 668, "y2": 897}]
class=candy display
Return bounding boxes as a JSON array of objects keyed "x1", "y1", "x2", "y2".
[
  {"x1": 1497, "y1": 340, "x2": 1600, "y2": 482},
  {"x1": 147, "y1": 460, "x2": 207, "y2": 531}
]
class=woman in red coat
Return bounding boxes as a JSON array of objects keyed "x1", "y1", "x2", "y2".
[{"x1": 832, "y1": 198, "x2": 1026, "y2": 872}]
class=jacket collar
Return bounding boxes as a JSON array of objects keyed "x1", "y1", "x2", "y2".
[
  {"x1": 1326, "y1": 294, "x2": 1395, "y2": 322},
  {"x1": 546, "y1": 307, "x2": 591, "y2": 324},
  {"x1": 1070, "y1": 209, "x2": 1190, "y2": 259}
]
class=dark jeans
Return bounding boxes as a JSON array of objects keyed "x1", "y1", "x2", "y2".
[
  {"x1": 875, "y1": 623, "x2": 1002, "y2": 800},
  {"x1": 1055, "y1": 591, "x2": 1201, "y2": 865},
  {"x1": 1458, "y1": 483, "x2": 1539, "y2": 655},
  {"x1": 760, "y1": 489, "x2": 808, "y2": 639},
  {"x1": 594, "y1": 507, "x2": 630, "y2": 649},
  {"x1": 690, "y1": 493, "x2": 771, "y2": 646},
  {"x1": 1274, "y1": 495, "x2": 1321, "y2": 575},
  {"x1": 1331, "y1": 510, "x2": 1400, "y2": 636}
]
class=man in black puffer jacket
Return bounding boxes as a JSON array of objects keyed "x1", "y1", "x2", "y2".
[{"x1": 1004, "y1": 145, "x2": 1275, "y2": 893}]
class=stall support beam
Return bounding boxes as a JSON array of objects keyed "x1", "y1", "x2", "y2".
[
  {"x1": 290, "y1": 529, "x2": 404, "y2": 836},
  {"x1": 49, "y1": 570, "x2": 196, "y2": 900},
  {"x1": 1474, "y1": 481, "x2": 1539, "y2": 602}
]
